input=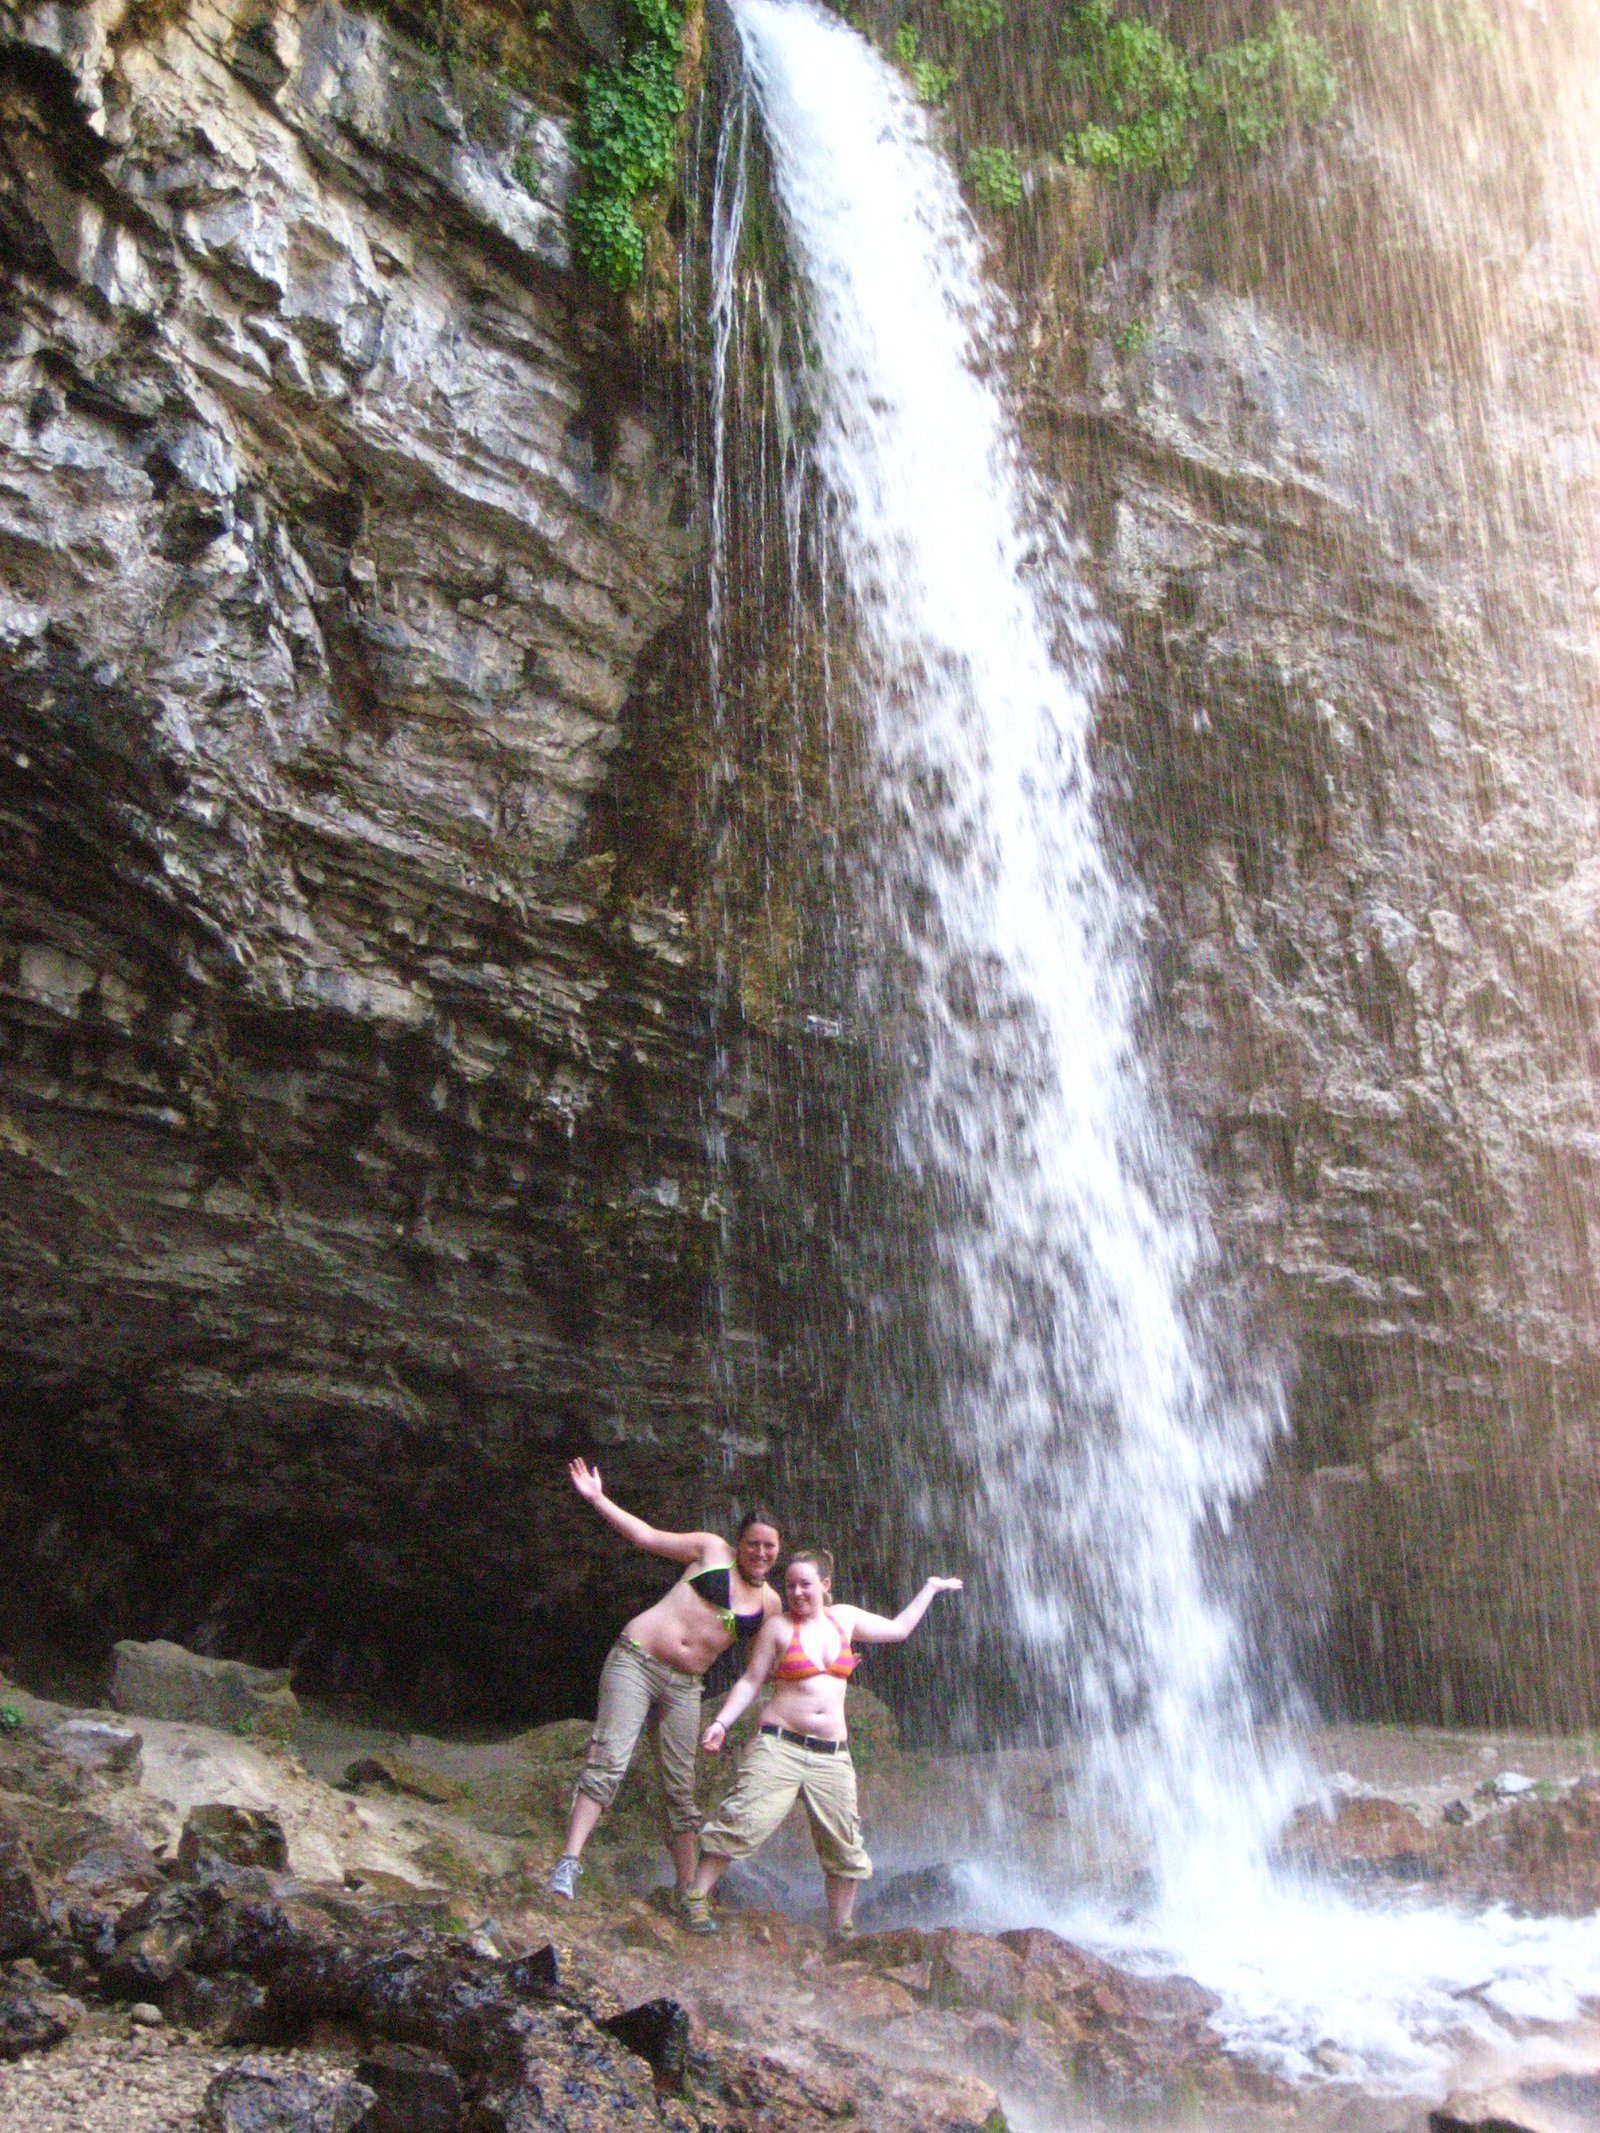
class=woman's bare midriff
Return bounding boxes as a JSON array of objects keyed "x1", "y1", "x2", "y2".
[
  {"x1": 625, "y1": 1565, "x2": 744, "y2": 1675},
  {"x1": 764, "y1": 1673, "x2": 849, "y2": 1740}
]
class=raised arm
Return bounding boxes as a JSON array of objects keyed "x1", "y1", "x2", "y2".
[
  {"x1": 701, "y1": 1616, "x2": 785, "y2": 1752},
  {"x1": 566, "y1": 1459, "x2": 721, "y2": 1566},
  {"x1": 838, "y1": 1576, "x2": 963, "y2": 1647}
]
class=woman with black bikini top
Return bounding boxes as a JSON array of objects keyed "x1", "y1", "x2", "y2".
[{"x1": 548, "y1": 1459, "x2": 782, "y2": 1903}]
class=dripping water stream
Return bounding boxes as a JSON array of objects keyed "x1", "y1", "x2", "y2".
[
  {"x1": 720, "y1": 0, "x2": 1292, "y2": 1898},
  {"x1": 705, "y1": 0, "x2": 1600, "y2": 2102}
]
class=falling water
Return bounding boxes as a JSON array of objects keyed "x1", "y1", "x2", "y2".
[
  {"x1": 699, "y1": 0, "x2": 1600, "y2": 2102},
  {"x1": 723, "y1": 0, "x2": 1293, "y2": 1896}
]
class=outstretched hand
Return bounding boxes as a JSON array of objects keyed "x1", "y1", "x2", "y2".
[
  {"x1": 926, "y1": 1576, "x2": 964, "y2": 1594},
  {"x1": 701, "y1": 1720, "x2": 728, "y2": 1756},
  {"x1": 568, "y1": 1457, "x2": 604, "y2": 1505}
]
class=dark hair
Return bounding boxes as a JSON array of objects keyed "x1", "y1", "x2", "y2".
[
  {"x1": 787, "y1": 1547, "x2": 834, "y2": 1584},
  {"x1": 737, "y1": 1509, "x2": 781, "y2": 1541}
]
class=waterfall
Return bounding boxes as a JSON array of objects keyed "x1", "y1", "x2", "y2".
[
  {"x1": 722, "y1": 0, "x2": 1294, "y2": 1897},
  {"x1": 699, "y1": 0, "x2": 1600, "y2": 2097}
]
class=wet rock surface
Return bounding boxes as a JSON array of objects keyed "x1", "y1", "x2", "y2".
[
  {"x1": 116, "y1": 1648, "x2": 299, "y2": 1740},
  {"x1": 0, "y1": 1709, "x2": 1018, "y2": 2131},
  {"x1": 0, "y1": 0, "x2": 743, "y2": 1719},
  {"x1": 1030, "y1": 14, "x2": 1600, "y2": 1728},
  {"x1": 0, "y1": 1960, "x2": 83, "y2": 2058},
  {"x1": 845, "y1": 1923, "x2": 1248, "y2": 2109},
  {"x1": 0, "y1": 1828, "x2": 43, "y2": 1961},
  {"x1": 14, "y1": 1683, "x2": 1600, "y2": 2133},
  {"x1": 202, "y1": 2064, "x2": 376, "y2": 2133}
]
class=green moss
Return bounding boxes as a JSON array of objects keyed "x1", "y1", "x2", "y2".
[
  {"x1": 1060, "y1": 0, "x2": 1335, "y2": 184},
  {"x1": 893, "y1": 22, "x2": 958, "y2": 103},
  {"x1": 1062, "y1": 1, "x2": 1197, "y2": 180},
  {"x1": 965, "y1": 142, "x2": 1023, "y2": 210},
  {"x1": 1197, "y1": 9, "x2": 1336, "y2": 156},
  {"x1": 561, "y1": 0, "x2": 688, "y2": 290},
  {"x1": 943, "y1": 0, "x2": 1003, "y2": 38}
]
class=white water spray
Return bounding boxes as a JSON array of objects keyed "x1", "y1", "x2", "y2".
[
  {"x1": 729, "y1": 0, "x2": 1292, "y2": 1895},
  {"x1": 717, "y1": 0, "x2": 1600, "y2": 2099}
]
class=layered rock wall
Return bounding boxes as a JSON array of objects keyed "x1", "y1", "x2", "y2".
[
  {"x1": 1033, "y1": 5, "x2": 1600, "y2": 1724},
  {"x1": 0, "y1": 0, "x2": 755, "y2": 1710}
]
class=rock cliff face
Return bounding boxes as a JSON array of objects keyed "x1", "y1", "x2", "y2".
[
  {"x1": 4, "y1": 0, "x2": 1600, "y2": 1737},
  {"x1": 0, "y1": 0, "x2": 755, "y2": 1711},
  {"x1": 1030, "y1": 3, "x2": 1600, "y2": 1725}
]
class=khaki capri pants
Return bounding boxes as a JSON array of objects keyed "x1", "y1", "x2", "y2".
[
  {"x1": 576, "y1": 1635, "x2": 703, "y2": 1835},
  {"x1": 698, "y1": 1728, "x2": 873, "y2": 1880}
]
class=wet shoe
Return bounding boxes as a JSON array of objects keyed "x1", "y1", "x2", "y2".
[
  {"x1": 678, "y1": 1889, "x2": 717, "y2": 1935},
  {"x1": 547, "y1": 1854, "x2": 582, "y2": 1901}
]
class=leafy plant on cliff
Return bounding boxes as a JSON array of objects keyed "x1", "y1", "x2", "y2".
[
  {"x1": 943, "y1": 0, "x2": 1004, "y2": 37},
  {"x1": 1060, "y1": 0, "x2": 1335, "y2": 183},
  {"x1": 563, "y1": 0, "x2": 687, "y2": 290},
  {"x1": 966, "y1": 142, "x2": 1023, "y2": 210},
  {"x1": 893, "y1": 22, "x2": 958, "y2": 103},
  {"x1": 1200, "y1": 11, "x2": 1336, "y2": 154},
  {"x1": 891, "y1": 0, "x2": 1001, "y2": 111}
]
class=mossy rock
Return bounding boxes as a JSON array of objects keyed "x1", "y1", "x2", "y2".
[
  {"x1": 844, "y1": 1685, "x2": 899, "y2": 1772},
  {"x1": 467, "y1": 1719, "x2": 678, "y2": 1863},
  {"x1": 408, "y1": 1828, "x2": 488, "y2": 1887}
]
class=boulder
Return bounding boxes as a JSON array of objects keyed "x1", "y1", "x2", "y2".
[
  {"x1": 202, "y1": 2064, "x2": 376, "y2": 2133},
  {"x1": 162, "y1": 1969, "x2": 275, "y2": 2045},
  {"x1": 113, "y1": 1643, "x2": 299, "y2": 1736},
  {"x1": 852, "y1": 1923, "x2": 1238, "y2": 2107},
  {"x1": 354, "y1": 2042, "x2": 463, "y2": 2133},
  {"x1": 1427, "y1": 2076, "x2": 1598, "y2": 2133},
  {"x1": 858, "y1": 1861, "x2": 967, "y2": 1927},
  {"x1": 343, "y1": 1755, "x2": 466, "y2": 1806},
  {"x1": 1435, "y1": 1791, "x2": 1600, "y2": 1915},
  {"x1": 4, "y1": 1800, "x2": 135, "y2": 1882},
  {"x1": 0, "y1": 1732, "x2": 89, "y2": 1808},
  {"x1": 930, "y1": 1932, "x2": 1030, "y2": 2021},
  {"x1": 600, "y1": 1997, "x2": 690, "y2": 2094},
  {"x1": 0, "y1": 1823, "x2": 44, "y2": 1959},
  {"x1": 45, "y1": 1721, "x2": 143, "y2": 1776},
  {"x1": 104, "y1": 1911, "x2": 200, "y2": 1999},
  {"x1": 0, "y1": 1961, "x2": 83, "y2": 2059},
  {"x1": 178, "y1": 1807, "x2": 290, "y2": 1877},
  {"x1": 839, "y1": 1685, "x2": 899, "y2": 1771},
  {"x1": 1276, "y1": 1795, "x2": 1435, "y2": 1878}
]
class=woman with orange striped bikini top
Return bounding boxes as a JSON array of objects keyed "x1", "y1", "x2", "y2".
[
  {"x1": 772, "y1": 1608, "x2": 860, "y2": 1682},
  {"x1": 704, "y1": 1550, "x2": 961, "y2": 1754},
  {"x1": 689, "y1": 1549, "x2": 964, "y2": 1941}
]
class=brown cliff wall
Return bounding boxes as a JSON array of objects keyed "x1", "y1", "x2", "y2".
[
  {"x1": 0, "y1": 0, "x2": 775, "y2": 1713},
  {"x1": 1026, "y1": 1, "x2": 1600, "y2": 1725}
]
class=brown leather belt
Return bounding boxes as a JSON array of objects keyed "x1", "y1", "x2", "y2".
[{"x1": 760, "y1": 1722, "x2": 846, "y2": 1755}]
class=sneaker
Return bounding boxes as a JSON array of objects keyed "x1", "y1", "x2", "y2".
[
  {"x1": 547, "y1": 1854, "x2": 582, "y2": 1901},
  {"x1": 678, "y1": 1889, "x2": 718, "y2": 1936},
  {"x1": 827, "y1": 1918, "x2": 857, "y2": 1946}
]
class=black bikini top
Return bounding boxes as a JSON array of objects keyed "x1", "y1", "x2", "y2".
[{"x1": 685, "y1": 1562, "x2": 766, "y2": 1639}]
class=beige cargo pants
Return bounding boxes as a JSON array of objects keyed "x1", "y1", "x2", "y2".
[
  {"x1": 698, "y1": 1727, "x2": 872, "y2": 1879},
  {"x1": 575, "y1": 1634, "x2": 703, "y2": 1835}
]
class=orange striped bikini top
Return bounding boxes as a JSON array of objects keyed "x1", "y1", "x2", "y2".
[{"x1": 772, "y1": 1609, "x2": 859, "y2": 1682}]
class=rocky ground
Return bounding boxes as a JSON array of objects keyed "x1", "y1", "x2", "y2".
[{"x1": 9, "y1": 1653, "x2": 1600, "y2": 2132}]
